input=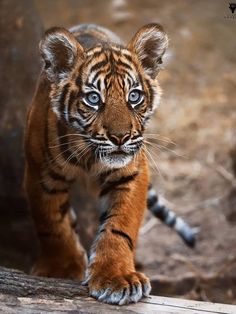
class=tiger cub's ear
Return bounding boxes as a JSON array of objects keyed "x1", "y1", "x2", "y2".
[
  {"x1": 128, "y1": 23, "x2": 168, "y2": 79},
  {"x1": 40, "y1": 27, "x2": 84, "y2": 82}
]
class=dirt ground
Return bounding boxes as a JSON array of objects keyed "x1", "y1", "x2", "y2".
[{"x1": 1, "y1": 0, "x2": 236, "y2": 305}]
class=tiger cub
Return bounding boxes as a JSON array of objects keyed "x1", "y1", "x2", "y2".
[{"x1": 25, "y1": 23, "x2": 170, "y2": 305}]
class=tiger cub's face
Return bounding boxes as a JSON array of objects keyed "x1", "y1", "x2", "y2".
[{"x1": 40, "y1": 24, "x2": 168, "y2": 169}]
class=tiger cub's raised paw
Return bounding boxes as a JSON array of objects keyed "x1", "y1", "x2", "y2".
[{"x1": 87, "y1": 271, "x2": 151, "y2": 305}]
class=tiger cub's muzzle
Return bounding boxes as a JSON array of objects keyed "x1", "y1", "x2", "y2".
[{"x1": 89, "y1": 131, "x2": 143, "y2": 168}]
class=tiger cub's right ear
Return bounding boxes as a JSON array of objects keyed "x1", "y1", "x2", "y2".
[
  {"x1": 40, "y1": 27, "x2": 84, "y2": 82},
  {"x1": 128, "y1": 23, "x2": 168, "y2": 79}
]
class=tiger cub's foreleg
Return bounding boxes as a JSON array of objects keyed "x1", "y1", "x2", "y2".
[
  {"x1": 85, "y1": 157, "x2": 151, "y2": 305},
  {"x1": 24, "y1": 164, "x2": 87, "y2": 280}
]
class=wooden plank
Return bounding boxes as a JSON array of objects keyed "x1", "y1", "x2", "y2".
[
  {"x1": 1, "y1": 294, "x2": 236, "y2": 314},
  {"x1": 141, "y1": 296, "x2": 236, "y2": 314},
  {"x1": 0, "y1": 267, "x2": 235, "y2": 314}
]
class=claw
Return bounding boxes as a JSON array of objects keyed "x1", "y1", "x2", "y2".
[{"x1": 88, "y1": 272, "x2": 151, "y2": 305}]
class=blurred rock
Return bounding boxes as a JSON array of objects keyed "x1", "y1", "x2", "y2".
[{"x1": 151, "y1": 272, "x2": 197, "y2": 296}]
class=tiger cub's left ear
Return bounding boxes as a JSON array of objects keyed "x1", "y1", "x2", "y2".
[
  {"x1": 128, "y1": 23, "x2": 168, "y2": 79},
  {"x1": 40, "y1": 27, "x2": 84, "y2": 82}
]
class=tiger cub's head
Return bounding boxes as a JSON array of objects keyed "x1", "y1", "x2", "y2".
[{"x1": 40, "y1": 24, "x2": 168, "y2": 169}]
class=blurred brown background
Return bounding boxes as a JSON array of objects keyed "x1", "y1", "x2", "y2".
[{"x1": 0, "y1": 0, "x2": 235, "y2": 304}]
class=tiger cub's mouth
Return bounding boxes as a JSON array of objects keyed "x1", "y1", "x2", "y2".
[{"x1": 110, "y1": 149, "x2": 128, "y2": 155}]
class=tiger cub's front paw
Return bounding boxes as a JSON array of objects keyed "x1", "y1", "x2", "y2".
[
  {"x1": 87, "y1": 271, "x2": 151, "y2": 305},
  {"x1": 31, "y1": 252, "x2": 87, "y2": 281}
]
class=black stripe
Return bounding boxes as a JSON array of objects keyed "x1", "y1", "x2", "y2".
[
  {"x1": 100, "y1": 172, "x2": 138, "y2": 197},
  {"x1": 147, "y1": 193, "x2": 158, "y2": 208},
  {"x1": 48, "y1": 168, "x2": 74, "y2": 184},
  {"x1": 102, "y1": 186, "x2": 130, "y2": 196},
  {"x1": 86, "y1": 82, "x2": 97, "y2": 89},
  {"x1": 105, "y1": 68, "x2": 119, "y2": 89},
  {"x1": 138, "y1": 72, "x2": 144, "y2": 89},
  {"x1": 97, "y1": 79, "x2": 101, "y2": 91},
  {"x1": 76, "y1": 75, "x2": 82, "y2": 87},
  {"x1": 77, "y1": 106, "x2": 89, "y2": 119},
  {"x1": 99, "y1": 211, "x2": 118, "y2": 224},
  {"x1": 150, "y1": 203, "x2": 168, "y2": 221},
  {"x1": 149, "y1": 203, "x2": 176, "y2": 227},
  {"x1": 69, "y1": 113, "x2": 94, "y2": 131},
  {"x1": 125, "y1": 71, "x2": 136, "y2": 85},
  {"x1": 59, "y1": 83, "x2": 70, "y2": 115},
  {"x1": 40, "y1": 181, "x2": 68, "y2": 195},
  {"x1": 68, "y1": 89, "x2": 78, "y2": 111},
  {"x1": 112, "y1": 49, "x2": 122, "y2": 57},
  {"x1": 116, "y1": 75, "x2": 124, "y2": 89},
  {"x1": 82, "y1": 116, "x2": 97, "y2": 131},
  {"x1": 145, "y1": 79, "x2": 154, "y2": 108},
  {"x1": 132, "y1": 132, "x2": 142, "y2": 141},
  {"x1": 60, "y1": 199, "x2": 70, "y2": 218},
  {"x1": 123, "y1": 53, "x2": 133, "y2": 63},
  {"x1": 90, "y1": 60, "x2": 107, "y2": 74},
  {"x1": 92, "y1": 69, "x2": 107, "y2": 84},
  {"x1": 116, "y1": 59, "x2": 132, "y2": 70},
  {"x1": 127, "y1": 77, "x2": 132, "y2": 89},
  {"x1": 111, "y1": 229, "x2": 133, "y2": 251},
  {"x1": 75, "y1": 64, "x2": 84, "y2": 87},
  {"x1": 44, "y1": 105, "x2": 62, "y2": 170},
  {"x1": 68, "y1": 116, "x2": 81, "y2": 126},
  {"x1": 99, "y1": 168, "x2": 119, "y2": 184}
]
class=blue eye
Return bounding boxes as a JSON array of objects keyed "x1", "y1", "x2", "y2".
[
  {"x1": 85, "y1": 92, "x2": 101, "y2": 106},
  {"x1": 128, "y1": 90, "x2": 144, "y2": 105}
]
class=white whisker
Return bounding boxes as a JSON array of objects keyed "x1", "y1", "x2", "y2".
[
  {"x1": 144, "y1": 139, "x2": 184, "y2": 158},
  {"x1": 142, "y1": 145, "x2": 163, "y2": 179}
]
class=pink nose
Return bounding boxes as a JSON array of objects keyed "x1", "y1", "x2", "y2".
[{"x1": 109, "y1": 132, "x2": 130, "y2": 146}]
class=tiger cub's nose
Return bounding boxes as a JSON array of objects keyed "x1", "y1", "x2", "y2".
[{"x1": 108, "y1": 132, "x2": 131, "y2": 146}]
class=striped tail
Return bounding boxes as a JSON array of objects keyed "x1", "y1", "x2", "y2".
[{"x1": 147, "y1": 185, "x2": 197, "y2": 248}]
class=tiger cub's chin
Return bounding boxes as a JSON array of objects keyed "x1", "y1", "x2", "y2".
[{"x1": 101, "y1": 154, "x2": 133, "y2": 169}]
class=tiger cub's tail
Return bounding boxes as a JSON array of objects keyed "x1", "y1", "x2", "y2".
[{"x1": 147, "y1": 185, "x2": 198, "y2": 248}]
